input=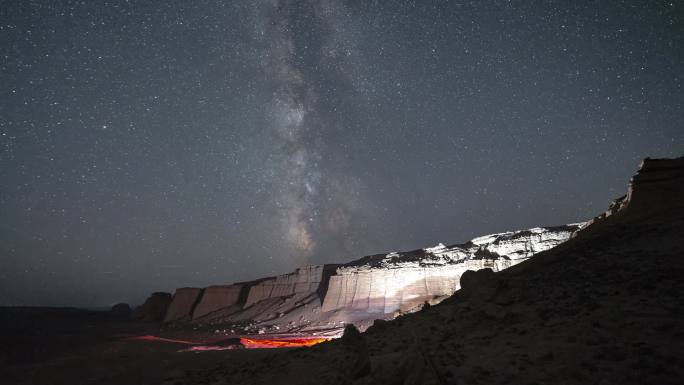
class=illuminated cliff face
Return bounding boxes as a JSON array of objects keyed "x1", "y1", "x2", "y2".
[
  {"x1": 162, "y1": 224, "x2": 583, "y2": 332},
  {"x1": 321, "y1": 225, "x2": 583, "y2": 317}
]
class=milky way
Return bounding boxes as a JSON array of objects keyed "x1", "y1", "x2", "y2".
[
  {"x1": 0, "y1": 1, "x2": 681, "y2": 306},
  {"x1": 246, "y1": 0, "x2": 367, "y2": 263}
]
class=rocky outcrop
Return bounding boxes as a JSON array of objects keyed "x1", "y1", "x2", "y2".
[
  {"x1": 110, "y1": 303, "x2": 131, "y2": 318},
  {"x1": 157, "y1": 223, "x2": 582, "y2": 331},
  {"x1": 582, "y1": 157, "x2": 684, "y2": 228},
  {"x1": 208, "y1": 265, "x2": 339, "y2": 331},
  {"x1": 459, "y1": 268, "x2": 495, "y2": 291},
  {"x1": 164, "y1": 288, "x2": 203, "y2": 323},
  {"x1": 626, "y1": 157, "x2": 684, "y2": 211},
  {"x1": 244, "y1": 265, "x2": 335, "y2": 308},
  {"x1": 468, "y1": 225, "x2": 583, "y2": 261},
  {"x1": 132, "y1": 292, "x2": 171, "y2": 322}
]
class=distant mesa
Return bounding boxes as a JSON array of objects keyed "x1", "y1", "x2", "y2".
[
  {"x1": 110, "y1": 303, "x2": 131, "y2": 318},
  {"x1": 459, "y1": 268, "x2": 495, "y2": 291},
  {"x1": 132, "y1": 292, "x2": 172, "y2": 322}
]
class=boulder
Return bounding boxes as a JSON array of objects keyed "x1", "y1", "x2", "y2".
[
  {"x1": 340, "y1": 324, "x2": 371, "y2": 379},
  {"x1": 341, "y1": 323, "x2": 363, "y2": 343},
  {"x1": 459, "y1": 268, "x2": 495, "y2": 291}
]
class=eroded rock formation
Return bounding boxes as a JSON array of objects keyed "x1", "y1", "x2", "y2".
[
  {"x1": 156, "y1": 224, "x2": 582, "y2": 331},
  {"x1": 164, "y1": 287, "x2": 203, "y2": 323},
  {"x1": 244, "y1": 265, "x2": 334, "y2": 307},
  {"x1": 192, "y1": 285, "x2": 245, "y2": 320},
  {"x1": 319, "y1": 225, "x2": 581, "y2": 326}
]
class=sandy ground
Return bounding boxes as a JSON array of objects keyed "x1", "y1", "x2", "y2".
[
  {"x1": 0, "y1": 309, "x2": 288, "y2": 385},
  {"x1": 0, "y1": 307, "x2": 336, "y2": 385}
]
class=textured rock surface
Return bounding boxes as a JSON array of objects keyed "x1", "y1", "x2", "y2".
[
  {"x1": 321, "y1": 224, "x2": 582, "y2": 318},
  {"x1": 163, "y1": 288, "x2": 203, "y2": 323},
  {"x1": 160, "y1": 224, "x2": 581, "y2": 331},
  {"x1": 627, "y1": 157, "x2": 684, "y2": 208},
  {"x1": 244, "y1": 265, "x2": 333, "y2": 308},
  {"x1": 582, "y1": 157, "x2": 684, "y2": 228},
  {"x1": 205, "y1": 265, "x2": 340, "y2": 331},
  {"x1": 192, "y1": 285, "x2": 244, "y2": 320}
]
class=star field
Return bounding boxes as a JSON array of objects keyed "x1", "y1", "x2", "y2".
[{"x1": 1, "y1": 1, "x2": 682, "y2": 306}]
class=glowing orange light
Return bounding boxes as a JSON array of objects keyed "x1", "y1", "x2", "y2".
[
  {"x1": 240, "y1": 337, "x2": 329, "y2": 349},
  {"x1": 129, "y1": 334, "x2": 330, "y2": 350}
]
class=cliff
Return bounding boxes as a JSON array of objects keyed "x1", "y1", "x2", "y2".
[
  {"x1": 191, "y1": 285, "x2": 246, "y2": 321},
  {"x1": 163, "y1": 287, "x2": 203, "y2": 323},
  {"x1": 160, "y1": 224, "x2": 582, "y2": 332},
  {"x1": 320, "y1": 225, "x2": 581, "y2": 326},
  {"x1": 582, "y1": 157, "x2": 684, "y2": 228}
]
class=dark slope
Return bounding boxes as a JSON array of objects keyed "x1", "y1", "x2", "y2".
[{"x1": 171, "y1": 157, "x2": 684, "y2": 385}]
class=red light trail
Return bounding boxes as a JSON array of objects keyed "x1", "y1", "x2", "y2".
[
  {"x1": 129, "y1": 334, "x2": 330, "y2": 350},
  {"x1": 239, "y1": 337, "x2": 329, "y2": 349}
]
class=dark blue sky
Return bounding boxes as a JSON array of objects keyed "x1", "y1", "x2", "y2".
[{"x1": 1, "y1": 0, "x2": 682, "y2": 307}]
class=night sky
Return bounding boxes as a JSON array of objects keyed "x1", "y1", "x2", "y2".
[{"x1": 1, "y1": 1, "x2": 682, "y2": 307}]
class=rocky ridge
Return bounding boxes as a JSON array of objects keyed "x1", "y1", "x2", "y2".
[{"x1": 155, "y1": 223, "x2": 583, "y2": 333}]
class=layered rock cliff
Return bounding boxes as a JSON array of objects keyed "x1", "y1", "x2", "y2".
[
  {"x1": 319, "y1": 225, "x2": 582, "y2": 324},
  {"x1": 192, "y1": 285, "x2": 245, "y2": 320},
  {"x1": 161, "y1": 223, "x2": 583, "y2": 332},
  {"x1": 163, "y1": 287, "x2": 203, "y2": 323}
]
